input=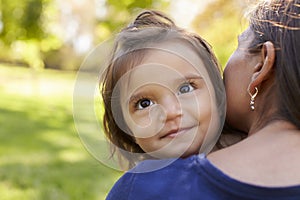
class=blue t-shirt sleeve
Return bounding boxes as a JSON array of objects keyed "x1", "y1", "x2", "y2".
[{"x1": 106, "y1": 172, "x2": 136, "y2": 200}]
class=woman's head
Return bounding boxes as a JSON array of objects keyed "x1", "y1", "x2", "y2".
[
  {"x1": 224, "y1": 0, "x2": 300, "y2": 133},
  {"x1": 101, "y1": 10, "x2": 225, "y2": 166}
]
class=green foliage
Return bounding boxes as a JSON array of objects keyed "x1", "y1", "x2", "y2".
[
  {"x1": 21, "y1": 0, "x2": 43, "y2": 39},
  {"x1": 0, "y1": 65, "x2": 122, "y2": 199},
  {"x1": 96, "y1": 0, "x2": 170, "y2": 42},
  {"x1": 0, "y1": 0, "x2": 169, "y2": 70},
  {"x1": 192, "y1": 0, "x2": 248, "y2": 68},
  {"x1": 0, "y1": 0, "x2": 250, "y2": 71},
  {"x1": 0, "y1": 0, "x2": 62, "y2": 70},
  {"x1": 0, "y1": 0, "x2": 46, "y2": 44}
]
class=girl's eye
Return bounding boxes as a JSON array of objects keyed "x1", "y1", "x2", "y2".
[
  {"x1": 178, "y1": 83, "x2": 195, "y2": 94},
  {"x1": 136, "y1": 98, "x2": 154, "y2": 110}
]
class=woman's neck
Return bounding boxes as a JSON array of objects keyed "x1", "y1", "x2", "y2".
[
  {"x1": 208, "y1": 120, "x2": 300, "y2": 187},
  {"x1": 248, "y1": 119, "x2": 298, "y2": 136}
]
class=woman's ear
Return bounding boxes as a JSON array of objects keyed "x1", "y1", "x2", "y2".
[{"x1": 247, "y1": 41, "x2": 275, "y2": 93}]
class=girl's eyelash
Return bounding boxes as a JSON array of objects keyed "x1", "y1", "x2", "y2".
[
  {"x1": 132, "y1": 96, "x2": 150, "y2": 109},
  {"x1": 181, "y1": 80, "x2": 197, "y2": 88}
]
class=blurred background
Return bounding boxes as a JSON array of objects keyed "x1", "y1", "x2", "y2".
[{"x1": 0, "y1": 0, "x2": 248, "y2": 199}]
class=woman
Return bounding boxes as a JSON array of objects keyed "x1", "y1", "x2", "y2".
[
  {"x1": 106, "y1": 0, "x2": 300, "y2": 199},
  {"x1": 196, "y1": 0, "x2": 300, "y2": 198},
  {"x1": 208, "y1": 0, "x2": 300, "y2": 188}
]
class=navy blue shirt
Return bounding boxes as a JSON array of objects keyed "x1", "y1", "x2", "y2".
[{"x1": 106, "y1": 154, "x2": 300, "y2": 200}]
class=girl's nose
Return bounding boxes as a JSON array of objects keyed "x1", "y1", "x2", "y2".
[{"x1": 161, "y1": 94, "x2": 182, "y2": 121}]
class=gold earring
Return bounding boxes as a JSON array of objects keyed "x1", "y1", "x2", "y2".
[{"x1": 248, "y1": 87, "x2": 258, "y2": 111}]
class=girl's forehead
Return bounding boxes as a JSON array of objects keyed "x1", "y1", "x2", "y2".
[
  {"x1": 142, "y1": 42, "x2": 207, "y2": 71},
  {"x1": 125, "y1": 63, "x2": 199, "y2": 87},
  {"x1": 114, "y1": 40, "x2": 216, "y2": 95},
  {"x1": 115, "y1": 40, "x2": 210, "y2": 78},
  {"x1": 118, "y1": 50, "x2": 212, "y2": 97},
  {"x1": 152, "y1": 47, "x2": 209, "y2": 74}
]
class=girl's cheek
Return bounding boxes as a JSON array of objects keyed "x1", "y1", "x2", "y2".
[
  {"x1": 133, "y1": 112, "x2": 152, "y2": 127},
  {"x1": 179, "y1": 92, "x2": 202, "y2": 114},
  {"x1": 128, "y1": 105, "x2": 166, "y2": 138}
]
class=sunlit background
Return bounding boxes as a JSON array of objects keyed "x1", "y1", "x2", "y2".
[{"x1": 0, "y1": 0, "x2": 248, "y2": 199}]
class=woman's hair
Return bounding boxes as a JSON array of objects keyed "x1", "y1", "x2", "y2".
[
  {"x1": 247, "y1": 0, "x2": 300, "y2": 129},
  {"x1": 100, "y1": 10, "x2": 225, "y2": 167}
]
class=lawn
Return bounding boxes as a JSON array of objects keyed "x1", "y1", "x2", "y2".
[{"x1": 0, "y1": 64, "x2": 122, "y2": 200}]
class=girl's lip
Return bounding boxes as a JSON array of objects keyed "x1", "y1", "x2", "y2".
[{"x1": 161, "y1": 127, "x2": 194, "y2": 138}]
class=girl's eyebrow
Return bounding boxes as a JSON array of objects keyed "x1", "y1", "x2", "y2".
[
  {"x1": 128, "y1": 90, "x2": 151, "y2": 104},
  {"x1": 176, "y1": 73, "x2": 203, "y2": 81},
  {"x1": 128, "y1": 93, "x2": 143, "y2": 103}
]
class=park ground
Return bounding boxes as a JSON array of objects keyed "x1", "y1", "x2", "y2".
[{"x1": 0, "y1": 64, "x2": 122, "y2": 200}]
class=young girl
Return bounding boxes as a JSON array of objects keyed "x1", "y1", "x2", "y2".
[
  {"x1": 100, "y1": 10, "x2": 226, "y2": 198},
  {"x1": 101, "y1": 10, "x2": 226, "y2": 168}
]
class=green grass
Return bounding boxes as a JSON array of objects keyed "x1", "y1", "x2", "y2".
[{"x1": 0, "y1": 65, "x2": 122, "y2": 200}]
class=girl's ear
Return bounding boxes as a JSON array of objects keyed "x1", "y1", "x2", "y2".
[{"x1": 247, "y1": 41, "x2": 275, "y2": 93}]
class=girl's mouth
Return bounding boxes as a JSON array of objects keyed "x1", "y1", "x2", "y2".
[{"x1": 161, "y1": 127, "x2": 194, "y2": 138}]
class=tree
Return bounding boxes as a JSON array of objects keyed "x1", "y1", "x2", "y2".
[
  {"x1": 192, "y1": 0, "x2": 248, "y2": 67},
  {"x1": 0, "y1": 0, "x2": 61, "y2": 69},
  {"x1": 0, "y1": 0, "x2": 170, "y2": 70},
  {"x1": 95, "y1": 0, "x2": 170, "y2": 42},
  {"x1": 0, "y1": 0, "x2": 46, "y2": 44}
]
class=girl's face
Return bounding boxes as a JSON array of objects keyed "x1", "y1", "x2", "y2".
[{"x1": 117, "y1": 42, "x2": 219, "y2": 158}]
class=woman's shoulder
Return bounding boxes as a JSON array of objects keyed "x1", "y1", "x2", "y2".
[
  {"x1": 208, "y1": 128, "x2": 300, "y2": 187},
  {"x1": 206, "y1": 141, "x2": 300, "y2": 199}
]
